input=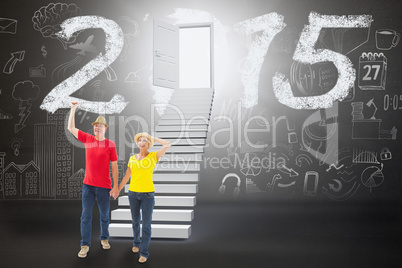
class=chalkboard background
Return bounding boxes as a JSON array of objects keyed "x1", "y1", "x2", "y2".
[{"x1": 0, "y1": 0, "x2": 401, "y2": 204}]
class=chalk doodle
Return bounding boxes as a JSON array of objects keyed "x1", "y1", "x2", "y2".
[
  {"x1": 10, "y1": 138, "x2": 22, "y2": 156},
  {"x1": 41, "y1": 45, "x2": 47, "y2": 58},
  {"x1": 323, "y1": 181, "x2": 360, "y2": 201},
  {"x1": 380, "y1": 147, "x2": 392, "y2": 161},
  {"x1": 303, "y1": 171, "x2": 319, "y2": 196},
  {"x1": 361, "y1": 164, "x2": 384, "y2": 193},
  {"x1": 51, "y1": 56, "x2": 83, "y2": 86},
  {"x1": 69, "y1": 35, "x2": 98, "y2": 56},
  {"x1": 12, "y1": 81, "x2": 41, "y2": 133},
  {"x1": 358, "y1": 52, "x2": 387, "y2": 90},
  {"x1": 351, "y1": 101, "x2": 397, "y2": 140},
  {"x1": 218, "y1": 173, "x2": 241, "y2": 199},
  {"x1": 375, "y1": 29, "x2": 400, "y2": 50},
  {"x1": 29, "y1": 64, "x2": 46, "y2": 78},
  {"x1": 119, "y1": 16, "x2": 140, "y2": 62},
  {"x1": 0, "y1": 109, "x2": 13, "y2": 120},
  {"x1": 3, "y1": 161, "x2": 39, "y2": 199},
  {"x1": 3, "y1": 51, "x2": 25, "y2": 74},
  {"x1": 32, "y1": 3, "x2": 82, "y2": 49},
  {"x1": 0, "y1": 18, "x2": 17, "y2": 34}
]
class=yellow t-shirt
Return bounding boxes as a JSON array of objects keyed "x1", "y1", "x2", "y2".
[{"x1": 128, "y1": 151, "x2": 158, "y2": 192}]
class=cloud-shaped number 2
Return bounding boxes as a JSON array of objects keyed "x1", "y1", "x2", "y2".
[{"x1": 40, "y1": 16, "x2": 128, "y2": 114}]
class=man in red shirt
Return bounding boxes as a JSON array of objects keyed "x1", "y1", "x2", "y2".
[{"x1": 68, "y1": 101, "x2": 119, "y2": 258}]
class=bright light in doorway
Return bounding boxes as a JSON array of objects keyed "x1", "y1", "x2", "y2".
[{"x1": 179, "y1": 27, "x2": 211, "y2": 88}]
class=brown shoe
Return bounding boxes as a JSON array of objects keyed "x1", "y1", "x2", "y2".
[
  {"x1": 101, "y1": 240, "x2": 111, "y2": 249},
  {"x1": 132, "y1": 246, "x2": 139, "y2": 253},
  {"x1": 78, "y1": 246, "x2": 89, "y2": 258},
  {"x1": 138, "y1": 256, "x2": 147, "y2": 263}
]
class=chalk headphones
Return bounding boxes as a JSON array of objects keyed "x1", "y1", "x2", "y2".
[{"x1": 218, "y1": 173, "x2": 241, "y2": 198}]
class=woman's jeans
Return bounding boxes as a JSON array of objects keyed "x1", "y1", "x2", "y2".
[
  {"x1": 128, "y1": 191, "x2": 155, "y2": 259},
  {"x1": 80, "y1": 184, "x2": 110, "y2": 247}
]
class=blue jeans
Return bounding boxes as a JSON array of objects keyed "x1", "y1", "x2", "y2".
[
  {"x1": 80, "y1": 184, "x2": 111, "y2": 247},
  {"x1": 128, "y1": 191, "x2": 155, "y2": 259}
]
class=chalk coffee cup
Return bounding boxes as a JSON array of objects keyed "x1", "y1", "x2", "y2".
[{"x1": 376, "y1": 29, "x2": 400, "y2": 50}]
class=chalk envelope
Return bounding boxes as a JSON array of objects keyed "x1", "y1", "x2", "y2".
[{"x1": 0, "y1": 18, "x2": 17, "y2": 34}]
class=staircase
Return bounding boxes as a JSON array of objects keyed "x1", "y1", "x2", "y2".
[{"x1": 109, "y1": 88, "x2": 214, "y2": 239}]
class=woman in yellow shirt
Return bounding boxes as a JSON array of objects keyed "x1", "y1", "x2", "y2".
[{"x1": 117, "y1": 132, "x2": 171, "y2": 263}]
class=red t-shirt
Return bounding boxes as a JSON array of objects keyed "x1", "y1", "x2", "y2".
[{"x1": 78, "y1": 130, "x2": 118, "y2": 189}]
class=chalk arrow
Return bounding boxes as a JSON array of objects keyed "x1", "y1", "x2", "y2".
[
  {"x1": 277, "y1": 163, "x2": 299, "y2": 177},
  {"x1": 328, "y1": 179, "x2": 342, "y2": 192},
  {"x1": 323, "y1": 182, "x2": 360, "y2": 201},
  {"x1": 278, "y1": 181, "x2": 296, "y2": 188},
  {"x1": 104, "y1": 66, "x2": 117, "y2": 81},
  {"x1": 3, "y1": 51, "x2": 25, "y2": 74}
]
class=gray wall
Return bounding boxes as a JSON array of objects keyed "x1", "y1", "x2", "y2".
[{"x1": 0, "y1": 0, "x2": 401, "y2": 202}]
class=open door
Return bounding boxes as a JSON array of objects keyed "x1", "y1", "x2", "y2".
[
  {"x1": 179, "y1": 25, "x2": 213, "y2": 89},
  {"x1": 153, "y1": 20, "x2": 179, "y2": 89}
]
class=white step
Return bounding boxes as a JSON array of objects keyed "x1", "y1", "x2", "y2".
[
  {"x1": 171, "y1": 92, "x2": 213, "y2": 97},
  {"x1": 111, "y1": 209, "x2": 194, "y2": 222},
  {"x1": 153, "y1": 173, "x2": 199, "y2": 182},
  {"x1": 161, "y1": 114, "x2": 211, "y2": 120},
  {"x1": 169, "y1": 100, "x2": 213, "y2": 106},
  {"x1": 155, "y1": 131, "x2": 207, "y2": 138},
  {"x1": 171, "y1": 90, "x2": 213, "y2": 95},
  {"x1": 158, "y1": 154, "x2": 203, "y2": 162},
  {"x1": 162, "y1": 138, "x2": 206, "y2": 145},
  {"x1": 171, "y1": 91, "x2": 214, "y2": 97},
  {"x1": 173, "y1": 88, "x2": 214, "y2": 92},
  {"x1": 109, "y1": 223, "x2": 191, "y2": 239},
  {"x1": 155, "y1": 125, "x2": 208, "y2": 132},
  {"x1": 125, "y1": 184, "x2": 198, "y2": 194},
  {"x1": 171, "y1": 99, "x2": 213, "y2": 103},
  {"x1": 164, "y1": 103, "x2": 212, "y2": 108},
  {"x1": 118, "y1": 196, "x2": 196, "y2": 207},
  {"x1": 170, "y1": 97, "x2": 213, "y2": 103},
  {"x1": 155, "y1": 184, "x2": 198, "y2": 194},
  {"x1": 158, "y1": 119, "x2": 209, "y2": 126},
  {"x1": 163, "y1": 108, "x2": 211, "y2": 115},
  {"x1": 171, "y1": 89, "x2": 213, "y2": 95},
  {"x1": 155, "y1": 163, "x2": 200, "y2": 172},
  {"x1": 166, "y1": 99, "x2": 212, "y2": 104},
  {"x1": 152, "y1": 146, "x2": 204, "y2": 153},
  {"x1": 167, "y1": 103, "x2": 212, "y2": 109}
]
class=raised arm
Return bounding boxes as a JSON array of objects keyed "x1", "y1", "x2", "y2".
[
  {"x1": 68, "y1": 101, "x2": 79, "y2": 139},
  {"x1": 154, "y1": 137, "x2": 171, "y2": 161}
]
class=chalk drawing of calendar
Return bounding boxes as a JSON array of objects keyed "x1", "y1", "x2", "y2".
[{"x1": 358, "y1": 52, "x2": 387, "y2": 90}]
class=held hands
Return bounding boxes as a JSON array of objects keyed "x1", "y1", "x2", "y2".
[{"x1": 109, "y1": 186, "x2": 120, "y2": 200}]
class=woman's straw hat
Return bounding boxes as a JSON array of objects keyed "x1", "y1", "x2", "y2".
[{"x1": 134, "y1": 132, "x2": 154, "y2": 147}]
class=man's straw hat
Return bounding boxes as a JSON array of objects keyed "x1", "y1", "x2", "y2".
[{"x1": 92, "y1": 116, "x2": 109, "y2": 127}]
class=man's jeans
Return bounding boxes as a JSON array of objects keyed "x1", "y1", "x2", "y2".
[
  {"x1": 80, "y1": 184, "x2": 110, "y2": 247},
  {"x1": 128, "y1": 191, "x2": 155, "y2": 259}
]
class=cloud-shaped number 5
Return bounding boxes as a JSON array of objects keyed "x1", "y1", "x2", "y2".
[{"x1": 273, "y1": 12, "x2": 372, "y2": 110}]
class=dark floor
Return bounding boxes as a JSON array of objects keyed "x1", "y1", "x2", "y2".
[{"x1": 1, "y1": 199, "x2": 402, "y2": 268}]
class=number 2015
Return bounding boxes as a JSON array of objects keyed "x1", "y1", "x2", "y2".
[{"x1": 40, "y1": 12, "x2": 372, "y2": 114}]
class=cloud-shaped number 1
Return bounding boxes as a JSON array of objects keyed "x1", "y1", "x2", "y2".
[{"x1": 40, "y1": 16, "x2": 128, "y2": 114}]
